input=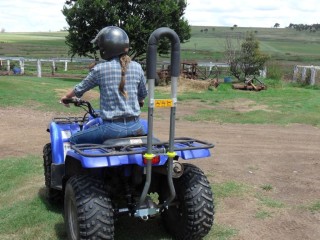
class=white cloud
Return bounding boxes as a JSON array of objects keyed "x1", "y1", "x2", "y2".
[
  {"x1": 185, "y1": 0, "x2": 320, "y2": 27},
  {"x1": 0, "y1": 0, "x2": 319, "y2": 32},
  {"x1": 0, "y1": 0, "x2": 67, "y2": 32}
]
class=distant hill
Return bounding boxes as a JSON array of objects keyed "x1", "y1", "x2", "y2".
[{"x1": 1, "y1": 27, "x2": 320, "y2": 66}]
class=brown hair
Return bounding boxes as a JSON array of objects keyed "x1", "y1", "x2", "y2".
[{"x1": 119, "y1": 54, "x2": 131, "y2": 98}]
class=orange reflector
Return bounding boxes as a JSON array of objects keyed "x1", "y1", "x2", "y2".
[
  {"x1": 155, "y1": 99, "x2": 173, "y2": 108},
  {"x1": 143, "y1": 155, "x2": 160, "y2": 165}
]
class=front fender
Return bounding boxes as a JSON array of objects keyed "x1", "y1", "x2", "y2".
[{"x1": 50, "y1": 121, "x2": 80, "y2": 164}]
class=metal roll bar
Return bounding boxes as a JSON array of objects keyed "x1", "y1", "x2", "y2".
[{"x1": 140, "y1": 27, "x2": 181, "y2": 208}]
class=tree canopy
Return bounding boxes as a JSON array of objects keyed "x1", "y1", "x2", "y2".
[
  {"x1": 62, "y1": 0, "x2": 191, "y2": 60},
  {"x1": 225, "y1": 32, "x2": 269, "y2": 81},
  {"x1": 288, "y1": 23, "x2": 320, "y2": 32}
]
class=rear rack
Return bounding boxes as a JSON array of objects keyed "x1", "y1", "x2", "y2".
[
  {"x1": 53, "y1": 116, "x2": 89, "y2": 124},
  {"x1": 71, "y1": 137, "x2": 214, "y2": 157}
]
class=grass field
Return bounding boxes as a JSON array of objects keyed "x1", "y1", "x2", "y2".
[
  {"x1": 1, "y1": 26, "x2": 320, "y2": 65},
  {"x1": 2, "y1": 26, "x2": 320, "y2": 82},
  {"x1": 0, "y1": 76, "x2": 319, "y2": 126},
  {"x1": 185, "y1": 26, "x2": 320, "y2": 64},
  {"x1": 0, "y1": 32, "x2": 68, "y2": 58}
]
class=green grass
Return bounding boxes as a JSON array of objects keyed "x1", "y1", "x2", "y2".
[
  {"x1": 179, "y1": 80, "x2": 320, "y2": 126},
  {"x1": 207, "y1": 224, "x2": 238, "y2": 240},
  {"x1": 1, "y1": 26, "x2": 320, "y2": 65},
  {"x1": 186, "y1": 26, "x2": 320, "y2": 64},
  {"x1": 0, "y1": 156, "x2": 41, "y2": 194},
  {"x1": 307, "y1": 201, "x2": 320, "y2": 213},
  {"x1": 1, "y1": 76, "x2": 320, "y2": 126},
  {"x1": 0, "y1": 76, "x2": 99, "y2": 113},
  {"x1": 0, "y1": 156, "x2": 66, "y2": 240},
  {"x1": 0, "y1": 32, "x2": 69, "y2": 58},
  {"x1": 0, "y1": 156, "x2": 236, "y2": 240},
  {"x1": 260, "y1": 184, "x2": 273, "y2": 191},
  {"x1": 255, "y1": 210, "x2": 272, "y2": 219},
  {"x1": 256, "y1": 194, "x2": 285, "y2": 209},
  {"x1": 211, "y1": 181, "x2": 248, "y2": 199}
]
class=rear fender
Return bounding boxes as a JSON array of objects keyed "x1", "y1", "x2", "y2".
[
  {"x1": 65, "y1": 150, "x2": 167, "y2": 168},
  {"x1": 177, "y1": 148, "x2": 211, "y2": 159}
]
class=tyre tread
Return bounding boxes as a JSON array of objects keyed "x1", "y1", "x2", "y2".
[
  {"x1": 65, "y1": 175, "x2": 114, "y2": 240},
  {"x1": 162, "y1": 163, "x2": 214, "y2": 240}
]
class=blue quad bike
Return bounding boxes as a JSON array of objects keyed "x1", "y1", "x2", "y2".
[{"x1": 43, "y1": 28, "x2": 215, "y2": 240}]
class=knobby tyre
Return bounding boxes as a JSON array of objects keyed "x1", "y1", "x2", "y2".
[
  {"x1": 64, "y1": 175, "x2": 114, "y2": 240},
  {"x1": 161, "y1": 163, "x2": 214, "y2": 240},
  {"x1": 43, "y1": 143, "x2": 63, "y2": 203}
]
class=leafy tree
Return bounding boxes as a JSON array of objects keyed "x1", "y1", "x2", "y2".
[
  {"x1": 62, "y1": 0, "x2": 191, "y2": 60},
  {"x1": 274, "y1": 23, "x2": 280, "y2": 28},
  {"x1": 225, "y1": 32, "x2": 269, "y2": 81},
  {"x1": 288, "y1": 23, "x2": 320, "y2": 32}
]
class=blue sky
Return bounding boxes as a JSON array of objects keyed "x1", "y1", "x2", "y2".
[{"x1": 0, "y1": 0, "x2": 319, "y2": 32}]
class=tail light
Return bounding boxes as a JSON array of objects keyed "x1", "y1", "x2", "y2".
[{"x1": 143, "y1": 155, "x2": 160, "y2": 165}]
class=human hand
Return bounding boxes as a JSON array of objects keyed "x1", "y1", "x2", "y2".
[
  {"x1": 139, "y1": 100, "x2": 144, "y2": 108},
  {"x1": 60, "y1": 96, "x2": 71, "y2": 107}
]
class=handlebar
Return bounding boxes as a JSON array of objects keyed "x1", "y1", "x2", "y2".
[
  {"x1": 62, "y1": 98, "x2": 85, "y2": 105},
  {"x1": 62, "y1": 98, "x2": 98, "y2": 118}
]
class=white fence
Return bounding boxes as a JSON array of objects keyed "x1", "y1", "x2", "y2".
[
  {"x1": 0, "y1": 57, "x2": 96, "y2": 77},
  {"x1": 1, "y1": 57, "x2": 268, "y2": 80},
  {"x1": 293, "y1": 65, "x2": 320, "y2": 85}
]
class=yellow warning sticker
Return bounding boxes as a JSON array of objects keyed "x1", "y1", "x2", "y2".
[{"x1": 154, "y1": 99, "x2": 173, "y2": 108}]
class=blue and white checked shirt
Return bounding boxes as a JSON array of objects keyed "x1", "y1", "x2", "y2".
[{"x1": 73, "y1": 58, "x2": 148, "y2": 120}]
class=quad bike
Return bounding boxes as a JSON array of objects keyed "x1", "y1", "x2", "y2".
[{"x1": 43, "y1": 28, "x2": 215, "y2": 240}]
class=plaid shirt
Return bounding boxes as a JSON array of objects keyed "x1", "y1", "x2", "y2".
[{"x1": 74, "y1": 58, "x2": 147, "y2": 120}]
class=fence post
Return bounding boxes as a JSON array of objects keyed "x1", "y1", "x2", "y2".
[
  {"x1": 301, "y1": 67, "x2": 307, "y2": 83},
  {"x1": 37, "y1": 59, "x2": 42, "y2": 78},
  {"x1": 310, "y1": 66, "x2": 316, "y2": 86},
  {"x1": 260, "y1": 66, "x2": 267, "y2": 78},
  {"x1": 19, "y1": 60, "x2": 25, "y2": 75},
  {"x1": 51, "y1": 60, "x2": 55, "y2": 75},
  {"x1": 64, "y1": 61, "x2": 68, "y2": 71},
  {"x1": 293, "y1": 65, "x2": 299, "y2": 82},
  {"x1": 7, "y1": 60, "x2": 10, "y2": 72}
]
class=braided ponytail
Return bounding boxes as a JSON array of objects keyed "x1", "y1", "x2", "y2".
[{"x1": 119, "y1": 54, "x2": 131, "y2": 98}]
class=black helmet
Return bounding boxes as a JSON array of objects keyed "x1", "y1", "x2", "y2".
[{"x1": 91, "y1": 26, "x2": 129, "y2": 60}]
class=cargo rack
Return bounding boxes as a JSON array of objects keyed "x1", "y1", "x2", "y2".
[{"x1": 71, "y1": 137, "x2": 214, "y2": 157}]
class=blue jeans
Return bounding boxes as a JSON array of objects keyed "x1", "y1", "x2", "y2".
[{"x1": 70, "y1": 118, "x2": 146, "y2": 144}]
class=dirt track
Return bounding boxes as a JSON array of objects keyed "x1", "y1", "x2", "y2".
[{"x1": 0, "y1": 103, "x2": 319, "y2": 240}]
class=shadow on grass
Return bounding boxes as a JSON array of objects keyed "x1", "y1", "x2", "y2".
[
  {"x1": 38, "y1": 187, "x2": 63, "y2": 213},
  {"x1": 38, "y1": 187, "x2": 67, "y2": 240},
  {"x1": 114, "y1": 216, "x2": 171, "y2": 240},
  {"x1": 57, "y1": 77, "x2": 82, "y2": 83},
  {"x1": 38, "y1": 187, "x2": 172, "y2": 240}
]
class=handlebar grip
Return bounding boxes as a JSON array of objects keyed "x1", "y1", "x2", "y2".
[{"x1": 62, "y1": 98, "x2": 76, "y2": 104}]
